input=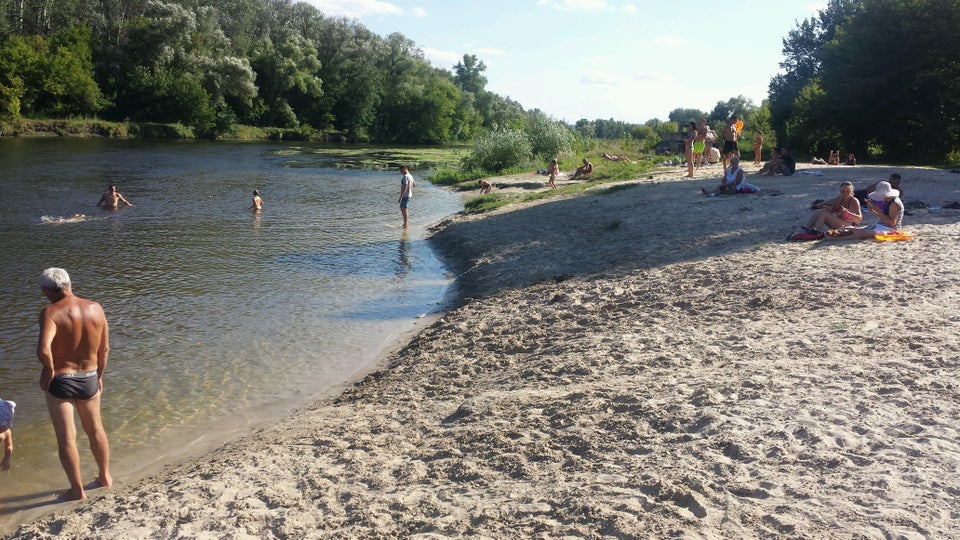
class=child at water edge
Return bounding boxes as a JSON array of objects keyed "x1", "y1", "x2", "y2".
[{"x1": 0, "y1": 399, "x2": 14, "y2": 471}]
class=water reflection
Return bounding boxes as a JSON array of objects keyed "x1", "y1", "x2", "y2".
[{"x1": 396, "y1": 230, "x2": 412, "y2": 277}]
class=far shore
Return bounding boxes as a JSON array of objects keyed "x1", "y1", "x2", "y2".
[{"x1": 6, "y1": 160, "x2": 960, "y2": 539}]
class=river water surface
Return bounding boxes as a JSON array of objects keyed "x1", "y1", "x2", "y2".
[{"x1": 0, "y1": 139, "x2": 462, "y2": 527}]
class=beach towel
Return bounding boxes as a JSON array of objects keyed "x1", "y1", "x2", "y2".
[{"x1": 787, "y1": 231, "x2": 822, "y2": 241}]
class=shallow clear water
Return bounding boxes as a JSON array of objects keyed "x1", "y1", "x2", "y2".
[{"x1": 0, "y1": 139, "x2": 462, "y2": 523}]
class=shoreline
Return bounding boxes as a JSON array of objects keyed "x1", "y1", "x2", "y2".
[{"x1": 6, "y1": 162, "x2": 960, "y2": 538}]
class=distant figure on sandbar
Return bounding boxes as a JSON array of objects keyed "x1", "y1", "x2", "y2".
[{"x1": 478, "y1": 179, "x2": 493, "y2": 194}]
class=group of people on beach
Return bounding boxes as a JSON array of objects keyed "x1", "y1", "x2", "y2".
[
  {"x1": 683, "y1": 116, "x2": 759, "y2": 178},
  {"x1": 812, "y1": 150, "x2": 857, "y2": 166},
  {"x1": 793, "y1": 174, "x2": 904, "y2": 240}
]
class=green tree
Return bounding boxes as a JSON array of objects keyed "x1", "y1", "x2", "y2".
[
  {"x1": 525, "y1": 111, "x2": 573, "y2": 159},
  {"x1": 668, "y1": 107, "x2": 707, "y2": 124},
  {"x1": 816, "y1": 0, "x2": 960, "y2": 161},
  {"x1": 453, "y1": 53, "x2": 487, "y2": 94},
  {"x1": 631, "y1": 124, "x2": 660, "y2": 152}
]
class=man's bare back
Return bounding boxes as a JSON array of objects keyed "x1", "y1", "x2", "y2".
[
  {"x1": 37, "y1": 267, "x2": 112, "y2": 500},
  {"x1": 38, "y1": 296, "x2": 108, "y2": 376}
]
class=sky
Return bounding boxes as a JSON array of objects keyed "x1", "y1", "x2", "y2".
[{"x1": 302, "y1": 0, "x2": 827, "y2": 124}]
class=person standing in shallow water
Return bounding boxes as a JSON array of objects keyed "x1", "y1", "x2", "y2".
[
  {"x1": 37, "y1": 267, "x2": 112, "y2": 500},
  {"x1": 96, "y1": 185, "x2": 133, "y2": 210},
  {"x1": 398, "y1": 165, "x2": 416, "y2": 229},
  {"x1": 249, "y1": 189, "x2": 263, "y2": 212}
]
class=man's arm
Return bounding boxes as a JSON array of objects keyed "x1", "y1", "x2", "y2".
[
  {"x1": 97, "y1": 310, "x2": 110, "y2": 379},
  {"x1": 37, "y1": 309, "x2": 56, "y2": 390},
  {"x1": 96, "y1": 195, "x2": 106, "y2": 207},
  {"x1": 119, "y1": 194, "x2": 134, "y2": 207}
]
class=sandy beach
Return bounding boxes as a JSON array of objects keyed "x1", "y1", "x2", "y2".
[{"x1": 6, "y1": 160, "x2": 960, "y2": 539}]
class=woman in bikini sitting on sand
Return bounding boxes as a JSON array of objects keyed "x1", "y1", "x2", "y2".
[
  {"x1": 800, "y1": 181, "x2": 862, "y2": 236},
  {"x1": 824, "y1": 181, "x2": 902, "y2": 240}
]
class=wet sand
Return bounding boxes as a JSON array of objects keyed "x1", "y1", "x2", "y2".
[{"x1": 6, "y1": 161, "x2": 960, "y2": 539}]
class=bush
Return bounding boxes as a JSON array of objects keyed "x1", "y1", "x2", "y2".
[
  {"x1": 460, "y1": 129, "x2": 532, "y2": 173},
  {"x1": 526, "y1": 114, "x2": 572, "y2": 159}
]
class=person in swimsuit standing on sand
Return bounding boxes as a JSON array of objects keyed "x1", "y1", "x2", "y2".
[
  {"x1": 96, "y1": 185, "x2": 133, "y2": 210},
  {"x1": 547, "y1": 159, "x2": 560, "y2": 189},
  {"x1": 37, "y1": 267, "x2": 112, "y2": 500}
]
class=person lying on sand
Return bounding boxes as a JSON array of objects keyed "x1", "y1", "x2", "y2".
[
  {"x1": 799, "y1": 181, "x2": 862, "y2": 237},
  {"x1": 824, "y1": 181, "x2": 902, "y2": 240},
  {"x1": 602, "y1": 153, "x2": 630, "y2": 162},
  {"x1": 701, "y1": 156, "x2": 760, "y2": 195}
]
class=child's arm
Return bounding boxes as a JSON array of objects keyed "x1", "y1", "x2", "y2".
[{"x1": 1, "y1": 430, "x2": 12, "y2": 471}]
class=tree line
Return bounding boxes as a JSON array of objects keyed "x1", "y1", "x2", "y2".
[
  {"x1": 0, "y1": 0, "x2": 529, "y2": 141},
  {"x1": 2, "y1": 0, "x2": 955, "y2": 164},
  {"x1": 769, "y1": 0, "x2": 960, "y2": 163}
]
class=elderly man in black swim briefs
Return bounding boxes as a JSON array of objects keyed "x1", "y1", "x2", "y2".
[{"x1": 38, "y1": 267, "x2": 112, "y2": 500}]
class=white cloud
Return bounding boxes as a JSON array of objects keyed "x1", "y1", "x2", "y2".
[
  {"x1": 474, "y1": 47, "x2": 505, "y2": 57},
  {"x1": 652, "y1": 35, "x2": 688, "y2": 48},
  {"x1": 621, "y1": 4, "x2": 637, "y2": 14},
  {"x1": 302, "y1": 0, "x2": 403, "y2": 19},
  {"x1": 632, "y1": 71, "x2": 671, "y2": 83},
  {"x1": 538, "y1": 0, "x2": 608, "y2": 11},
  {"x1": 579, "y1": 74, "x2": 620, "y2": 86},
  {"x1": 807, "y1": 2, "x2": 828, "y2": 15},
  {"x1": 411, "y1": 6, "x2": 427, "y2": 17},
  {"x1": 421, "y1": 47, "x2": 461, "y2": 68}
]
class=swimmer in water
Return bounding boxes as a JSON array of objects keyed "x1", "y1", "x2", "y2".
[{"x1": 97, "y1": 185, "x2": 133, "y2": 210}]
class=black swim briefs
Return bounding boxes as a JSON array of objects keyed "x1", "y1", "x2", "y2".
[{"x1": 47, "y1": 370, "x2": 99, "y2": 400}]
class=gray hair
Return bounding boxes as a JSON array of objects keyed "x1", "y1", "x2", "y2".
[{"x1": 39, "y1": 267, "x2": 71, "y2": 291}]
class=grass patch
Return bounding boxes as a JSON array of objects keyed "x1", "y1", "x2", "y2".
[{"x1": 463, "y1": 193, "x2": 511, "y2": 214}]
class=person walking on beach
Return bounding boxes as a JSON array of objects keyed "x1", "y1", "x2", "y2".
[
  {"x1": 722, "y1": 116, "x2": 741, "y2": 169},
  {"x1": 96, "y1": 185, "x2": 133, "y2": 210},
  {"x1": 753, "y1": 131, "x2": 764, "y2": 164},
  {"x1": 547, "y1": 159, "x2": 560, "y2": 189},
  {"x1": 249, "y1": 189, "x2": 263, "y2": 212},
  {"x1": 37, "y1": 267, "x2": 112, "y2": 500},
  {"x1": 683, "y1": 121, "x2": 697, "y2": 178},
  {"x1": 398, "y1": 165, "x2": 416, "y2": 229}
]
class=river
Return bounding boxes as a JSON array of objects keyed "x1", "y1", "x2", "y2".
[{"x1": 0, "y1": 138, "x2": 463, "y2": 528}]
